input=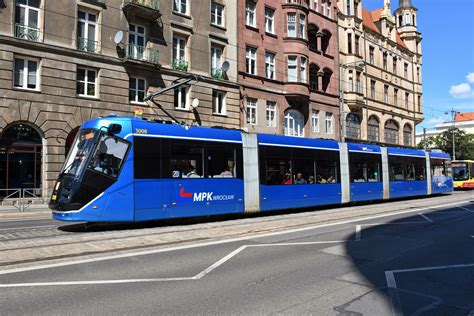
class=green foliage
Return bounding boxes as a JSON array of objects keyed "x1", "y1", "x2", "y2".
[{"x1": 418, "y1": 128, "x2": 474, "y2": 160}]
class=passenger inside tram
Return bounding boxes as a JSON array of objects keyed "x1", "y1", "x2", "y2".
[
  {"x1": 219, "y1": 166, "x2": 234, "y2": 177},
  {"x1": 317, "y1": 175, "x2": 327, "y2": 183},
  {"x1": 294, "y1": 172, "x2": 307, "y2": 184},
  {"x1": 282, "y1": 173, "x2": 292, "y2": 185}
]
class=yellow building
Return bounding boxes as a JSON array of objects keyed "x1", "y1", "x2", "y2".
[{"x1": 337, "y1": 0, "x2": 423, "y2": 146}]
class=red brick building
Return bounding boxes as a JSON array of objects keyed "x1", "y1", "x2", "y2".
[{"x1": 238, "y1": 0, "x2": 340, "y2": 139}]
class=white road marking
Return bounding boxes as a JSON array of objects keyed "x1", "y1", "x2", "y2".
[
  {"x1": 385, "y1": 271, "x2": 403, "y2": 316},
  {"x1": 354, "y1": 212, "x2": 434, "y2": 240},
  {"x1": 192, "y1": 245, "x2": 248, "y2": 280},
  {"x1": 355, "y1": 225, "x2": 362, "y2": 241},
  {"x1": 385, "y1": 263, "x2": 474, "y2": 316},
  {"x1": 0, "y1": 278, "x2": 194, "y2": 288},
  {"x1": 388, "y1": 263, "x2": 474, "y2": 274},
  {"x1": 398, "y1": 289, "x2": 443, "y2": 316},
  {"x1": 0, "y1": 200, "x2": 470, "y2": 279},
  {"x1": 458, "y1": 206, "x2": 474, "y2": 213},
  {"x1": 418, "y1": 213, "x2": 433, "y2": 223},
  {"x1": 0, "y1": 241, "x2": 347, "y2": 288}
]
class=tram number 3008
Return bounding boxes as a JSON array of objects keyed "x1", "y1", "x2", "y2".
[{"x1": 135, "y1": 128, "x2": 148, "y2": 134}]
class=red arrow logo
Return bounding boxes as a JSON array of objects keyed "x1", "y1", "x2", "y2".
[{"x1": 180, "y1": 187, "x2": 192, "y2": 198}]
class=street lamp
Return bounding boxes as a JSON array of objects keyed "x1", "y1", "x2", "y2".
[
  {"x1": 444, "y1": 108, "x2": 460, "y2": 160},
  {"x1": 339, "y1": 60, "x2": 366, "y2": 143}
]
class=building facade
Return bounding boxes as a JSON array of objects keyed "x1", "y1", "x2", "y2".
[
  {"x1": 239, "y1": 0, "x2": 340, "y2": 139},
  {"x1": 416, "y1": 112, "x2": 474, "y2": 146},
  {"x1": 337, "y1": 0, "x2": 423, "y2": 146},
  {"x1": 0, "y1": 0, "x2": 239, "y2": 200}
]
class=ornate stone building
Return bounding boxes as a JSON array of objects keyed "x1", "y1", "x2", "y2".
[
  {"x1": 0, "y1": 0, "x2": 239, "y2": 201},
  {"x1": 337, "y1": 0, "x2": 423, "y2": 146},
  {"x1": 239, "y1": 0, "x2": 340, "y2": 139}
]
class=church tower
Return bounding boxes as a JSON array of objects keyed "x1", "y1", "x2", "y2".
[
  {"x1": 395, "y1": 0, "x2": 423, "y2": 127},
  {"x1": 395, "y1": 0, "x2": 421, "y2": 54}
]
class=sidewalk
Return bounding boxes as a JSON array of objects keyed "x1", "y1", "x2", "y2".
[
  {"x1": 0, "y1": 192, "x2": 472, "y2": 269},
  {"x1": 0, "y1": 205, "x2": 50, "y2": 219}
]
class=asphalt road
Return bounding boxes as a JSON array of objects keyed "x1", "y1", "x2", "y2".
[
  {"x1": 1, "y1": 200, "x2": 473, "y2": 315},
  {"x1": 0, "y1": 217, "x2": 57, "y2": 230}
]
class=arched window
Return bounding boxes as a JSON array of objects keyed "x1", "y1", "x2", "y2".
[
  {"x1": 0, "y1": 123, "x2": 42, "y2": 193},
  {"x1": 346, "y1": 113, "x2": 361, "y2": 139},
  {"x1": 384, "y1": 120, "x2": 399, "y2": 144},
  {"x1": 284, "y1": 109, "x2": 305, "y2": 137},
  {"x1": 65, "y1": 127, "x2": 80, "y2": 157},
  {"x1": 309, "y1": 64, "x2": 320, "y2": 91},
  {"x1": 367, "y1": 116, "x2": 380, "y2": 142},
  {"x1": 322, "y1": 68, "x2": 332, "y2": 93},
  {"x1": 403, "y1": 124, "x2": 412, "y2": 146},
  {"x1": 321, "y1": 30, "x2": 331, "y2": 54},
  {"x1": 308, "y1": 24, "x2": 319, "y2": 52}
]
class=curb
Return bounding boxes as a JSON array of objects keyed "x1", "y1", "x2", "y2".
[{"x1": 0, "y1": 192, "x2": 472, "y2": 268}]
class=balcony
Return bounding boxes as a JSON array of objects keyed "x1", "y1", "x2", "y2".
[
  {"x1": 14, "y1": 24, "x2": 40, "y2": 42},
  {"x1": 125, "y1": 43, "x2": 159, "y2": 64},
  {"x1": 77, "y1": 37, "x2": 99, "y2": 53},
  {"x1": 122, "y1": 0, "x2": 161, "y2": 20},
  {"x1": 211, "y1": 68, "x2": 226, "y2": 80},
  {"x1": 282, "y1": 0, "x2": 310, "y2": 11},
  {"x1": 345, "y1": 89, "x2": 365, "y2": 111},
  {"x1": 172, "y1": 59, "x2": 188, "y2": 72}
]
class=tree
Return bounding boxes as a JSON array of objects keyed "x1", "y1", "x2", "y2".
[{"x1": 418, "y1": 128, "x2": 474, "y2": 160}]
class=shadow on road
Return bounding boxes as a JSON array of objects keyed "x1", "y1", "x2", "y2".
[{"x1": 343, "y1": 203, "x2": 474, "y2": 315}]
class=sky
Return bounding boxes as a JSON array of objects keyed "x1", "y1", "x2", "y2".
[{"x1": 363, "y1": 0, "x2": 474, "y2": 133}]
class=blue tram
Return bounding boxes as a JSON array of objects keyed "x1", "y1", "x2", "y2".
[{"x1": 49, "y1": 116, "x2": 453, "y2": 222}]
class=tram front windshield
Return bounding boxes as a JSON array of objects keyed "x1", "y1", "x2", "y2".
[
  {"x1": 62, "y1": 129, "x2": 98, "y2": 178},
  {"x1": 452, "y1": 162, "x2": 469, "y2": 181}
]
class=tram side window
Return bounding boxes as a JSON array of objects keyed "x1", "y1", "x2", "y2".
[
  {"x1": 134, "y1": 137, "x2": 161, "y2": 179},
  {"x1": 445, "y1": 161, "x2": 452, "y2": 177},
  {"x1": 207, "y1": 144, "x2": 236, "y2": 178},
  {"x1": 293, "y1": 149, "x2": 316, "y2": 184},
  {"x1": 88, "y1": 135, "x2": 129, "y2": 178},
  {"x1": 431, "y1": 159, "x2": 446, "y2": 177},
  {"x1": 413, "y1": 158, "x2": 426, "y2": 180},
  {"x1": 389, "y1": 156, "x2": 425, "y2": 181},
  {"x1": 260, "y1": 146, "x2": 292, "y2": 185},
  {"x1": 390, "y1": 156, "x2": 404, "y2": 181},
  {"x1": 170, "y1": 140, "x2": 204, "y2": 178},
  {"x1": 316, "y1": 150, "x2": 339, "y2": 184},
  {"x1": 349, "y1": 153, "x2": 381, "y2": 182}
]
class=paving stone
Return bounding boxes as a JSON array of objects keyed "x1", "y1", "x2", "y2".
[{"x1": 0, "y1": 192, "x2": 472, "y2": 267}]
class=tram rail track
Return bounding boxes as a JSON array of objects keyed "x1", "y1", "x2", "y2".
[{"x1": 0, "y1": 192, "x2": 472, "y2": 268}]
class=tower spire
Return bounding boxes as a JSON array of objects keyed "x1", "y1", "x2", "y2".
[{"x1": 380, "y1": 0, "x2": 395, "y2": 23}]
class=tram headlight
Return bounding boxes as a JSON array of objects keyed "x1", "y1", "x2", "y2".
[{"x1": 55, "y1": 182, "x2": 61, "y2": 191}]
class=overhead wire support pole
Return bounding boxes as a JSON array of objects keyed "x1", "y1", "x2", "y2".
[{"x1": 445, "y1": 108, "x2": 459, "y2": 160}]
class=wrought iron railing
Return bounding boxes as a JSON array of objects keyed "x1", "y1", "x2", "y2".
[
  {"x1": 0, "y1": 188, "x2": 43, "y2": 211},
  {"x1": 124, "y1": 0, "x2": 160, "y2": 10},
  {"x1": 172, "y1": 59, "x2": 188, "y2": 72},
  {"x1": 125, "y1": 43, "x2": 159, "y2": 64},
  {"x1": 77, "y1": 37, "x2": 99, "y2": 53},
  {"x1": 14, "y1": 23, "x2": 40, "y2": 42}
]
